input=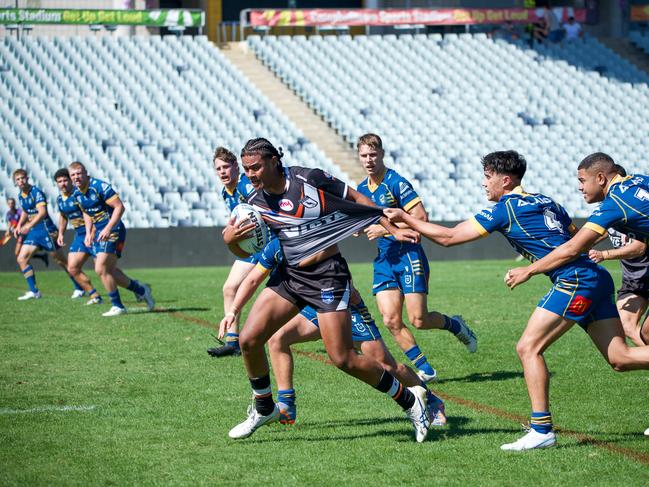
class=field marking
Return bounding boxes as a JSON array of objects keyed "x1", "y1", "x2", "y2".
[{"x1": 0, "y1": 405, "x2": 96, "y2": 414}]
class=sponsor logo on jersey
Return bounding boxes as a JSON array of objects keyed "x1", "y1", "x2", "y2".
[
  {"x1": 321, "y1": 288, "x2": 334, "y2": 304},
  {"x1": 478, "y1": 208, "x2": 494, "y2": 221},
  {"x1": 283, "y1": 211, "x2": 348, "y2": 238},
  {"x1": 279, "y1": 199, "x2": 294, "y2": 211},
  {"x1": 299, "y1": 196, "x2": 319, "y2": 209},
  {"x1": 567, "y1": 295, "x2": 592, "y2": 315}
]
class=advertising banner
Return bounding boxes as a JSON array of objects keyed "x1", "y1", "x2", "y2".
[
  {"x1": 631, "y1": 5, "x2": 649, "y2": 22},
  {"x1": 0, "y1": 8, "x2": 204, "y2": 27}
]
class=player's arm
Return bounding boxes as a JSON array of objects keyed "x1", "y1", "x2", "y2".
[
  {"x1": 98, "y1": 196, "x2": 124, "y2": 241},
  {"x1": 346, "y1": 187, "x2": 419, "y2": 244},
  {"x1": 57, "y1": 213, "x2": 69, "y2": 247},
  {"x1": 218, "y1": 264, "x2": 271, "y2": 338},
  {"x1": 20, "y1": 203, "x2": 47, "y2": 234},
  {"x1": 83, "y1": 211, "x2": 94, "y2": 247},
  {"x1": 589, "y1": 238, "x2": 646, "y2": 263},
  {"x1": 14, "y1": 210, "x2": 28, "y2": 237},
  {"x1": 505, "y1": 227, "x2": 601, "y2": 288},
  {"x1": 384, "y1": 208, "x2": 483, "y2": 246},
  {"x1": 221, "y1": 215, "x2": 256, "y2": 257}
]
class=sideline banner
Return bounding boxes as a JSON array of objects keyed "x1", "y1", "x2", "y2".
[
  {"x1": 631, "y1": 5, "x2": 649, "y2": 22},
  {"x1": 249, "y1": 7, "x2": 586, "y2": 28},
  {"x1": 0, "y1": 8, "x2": 204, "y2": 27}
]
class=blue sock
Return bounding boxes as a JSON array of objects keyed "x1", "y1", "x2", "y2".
[
  {"x1": 278, "y1": 388, "x2": 296, "y2": 406},
  {"x1": 88, "y1": 288, "x2": 100, "y2": 299},
  {"x1": 225, "y1": 332, "x2": 240, "y2": 350},
  {"x1": 22, "y1": 266, "x2": 38, "y2": 293},
  {"x1": 405, "y1": 345, "x2": 435, "y2": 376},
  {"x1": 108, "y1": 290, "x2": 124, "y2": 309},
  {"x1": 69, "y1": 274, "x2": 83, "y2": 291},
  {"x1": 530, "y1": 411, "x2": 552, "y2": 434},
  {"x1": 442, "y1": 315, "x2": 462, "y2": 335},
  {"x1": 126, "y1": 279, "x2": 145, "y2": 296}
]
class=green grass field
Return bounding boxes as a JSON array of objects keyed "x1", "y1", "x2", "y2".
[{"x1": 1, "y1": 260, "x2": 648, "y2": 486}]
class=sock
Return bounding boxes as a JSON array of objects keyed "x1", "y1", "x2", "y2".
[
  {"x1": 530, "y1": 411, "x2": 552, "y2": 434},
  {"x1": 108, "y1": 290, "x2": 124, "y2": 309},
  {"x1": 69, "y1": 274, "x2": 83, "y2": 291},
  {"x1": 225, "y1": 332, "x2": 240, "y2": 350},
  {"x1": 250, "y1": 375, "x2": 275, "y2": 416},
  {"x1": 126, "y1": 279, "x2": 145, "y2": 296},
  {"x1": 22, "y1": 266, "x2": 38, "y2": 293},
  {"x1": 375, "y1": 370, "x2": 415, "y2": 410},
  {"x1": 442, "y1": 315, "x2": 462, "y2": 335},
  {"x1": 404, "y1": 345, "x2": 435, "y2": 376},
  {"x1": 88, "y1": 288, "x2": 100, "y2": 299},
  {"x1": 277, "y1": 388, "x2": 295, "y2": 407}
]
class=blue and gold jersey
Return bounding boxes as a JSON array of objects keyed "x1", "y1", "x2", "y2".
[
  {"x1": 19, "y1": 185, "x2": 56, "y2": 233},
  {"x1": 256, "y1": 237, "x2": 283, "y2": 273},
  {"x1": 357, "y1": 168, "x2": 423, "y2": 254},
  {"x1": 57, "y1": 193, "x2": 86, "y2": 235},
  {"x1": 73, "y1": 177, "x2": 123, "y2": 231},
  {"x1": 470, "y1": 186, "x2": 595, "y2": 282},
  {"x1": 221, "y1": 174, "x2": 255, "y2": 212},
  {"x1": 584, "y1": 174, "x2": 649, "y2": 242}
]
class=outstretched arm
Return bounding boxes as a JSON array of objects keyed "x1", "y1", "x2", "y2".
[
  {"x1": 589, "y1": 238, "x2": 646, "y2": 263},
  {"x1": 218, "y1": 265, "x2": 270, "y2": 338},
  {"x1": 384, "y1": 208, "x2": 483, "y2": 247}
]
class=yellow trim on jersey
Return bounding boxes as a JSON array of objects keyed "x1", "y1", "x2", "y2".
[
  {"x1": 606, "y1": 174, "x2": 631, "y2": 195},
  {"x1": 509, "y1": 185, "x2": 529, "y2": 196},
  {"x1": 568, "y1": 223, "x2": 577, "y2": 234},
  {"x1": 562, "y1": 272, "x2": 579, "y2": 317},
  {"x1": 610, "y1": 192, "x2": 649, "y2": 221},
  {"x1": 224, "y1": 184, "x2": 237, "y2": 196},
  {"x1": 105, "y1": 194, "x2": 119, "y2": 204},
  {"x1": 254, "y1": 263, "x2": 272, "y2": 276},
  {"x1": 402, "y1": 197, "x2": 421, "y2": 213},
  {"x1": 366, "y1": 168, "x2": 387, "y2": 192},
  {"x1": 469, "y1": 217, "x2": 489, "y2": 237},
  {"x1": 583, "y1": 222, "x2": 607, "y2": 235},
  {"x1": 35, "y1": 202, "x2": 47, "y2": 207}
]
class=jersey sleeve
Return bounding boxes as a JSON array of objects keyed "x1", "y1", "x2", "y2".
[
  {"x1": 34, "y1": 188, "x2": 48, "y2": 207},
  {"x1": 584, "y1": 198, "x2": 624, "y2": 236},
  {"x1": 470, "y1": 203, "x2": 507, "y2": 236},
  {"x1": 389, "y1": 174, "x2": 421, "y2": 212},
  {"x1": 255, "y1": 238, "x2": 282, "y2": 272},
  {"x1": 98, "y1": 180, "x2": 119, "y2": 204},
  {"x1": 306, "y1": 168, "x2": 348, "y2": 199}
]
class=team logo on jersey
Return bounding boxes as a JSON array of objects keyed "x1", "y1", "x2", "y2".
[
  {"x1": 246, "y1": 183, "x2": 254, "y2": 193},
  {"x1": 379, "y1": 195, "x2": 386, "y2": 205},
  {"x1": 299, "y1": 196, "x2": 319, "y2": 209},
  {"x1": 567, "y1": 295, "x2": 592, "y2": 315},
  {"x1": 279, "y1": 199, "x2": 294, "y2": 211},
  {"x1": 321, "y1": 288, "x2": 334, "y2": 304}
]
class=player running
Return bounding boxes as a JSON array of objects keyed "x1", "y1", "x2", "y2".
[
  {"x1": 207, "y1": 147, "x2": 256, "y2": 357},
  {"x1": 54, "y1": 168, "x2": 103, "y2": 305},
  {"x1": 356, "y1": 134, "x2": 477, "y2": 382},
  {"x1": 12, "y1": 169, "x2": 84, "y2": 300},
  {"x1": 222, "y1": 138, "x2": 432, "y2": 442},
  {"x1": 385, "y1": 150, "x2": 649, "y2": 450},
  {"x1": 220, "y1": 237, "x2": 446, "y2": 426},
  {"x1": 68, "y1": 162, "x2": 154, "y2": 316}
]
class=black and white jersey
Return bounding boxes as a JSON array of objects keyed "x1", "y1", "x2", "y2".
[
  {"x1": 608, "y1": 227, "x2": 649, "y2": 283},
  {"x1": 246, "y1": 166, "x2": 383, "y2": 266}
]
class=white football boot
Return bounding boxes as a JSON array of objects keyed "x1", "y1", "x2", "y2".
[
  {"x1": 405, "y1": 385, "x2": 430, "y2": 443},
  {"x1": 452, "y1": 315, "x2": 478, "y2": 353},
  {"x1": 71, "y1": 289, "x2": 85, "y2": 299},
  {"x1": 229, "y1": 403, "x2": 280, "y2": 439},
  {"x1": 18, "y1": 291, "x2": 41, "y2": 301},
  {"x1": 501, "y1": 429, "x2": 556, "y2": 451},
  {"x1": 102, "y1": 306, "x2": 127, "y2": 317},
  {"x1": 139, "y1": 283, "x2": 155, "y2": 311},
  {"x1": 417, "y1": 368, "x2": 438, "y2": 384}
]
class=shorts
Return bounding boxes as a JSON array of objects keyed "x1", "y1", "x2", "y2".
[
  {"x1": 93, "y1": 225, "x2": 126, "y2": 258},
  {"x1": 69, "y1": 232, "x2": 95, "y2": 255},
  {"x1": 372, "y1": 246, "x2": 429, "y2": 295},
  {"x1": 23, "y1": 226, "x2": 58, "y2": 252},
  {"x1": 268, "y1": 253, "x2": 351, "y2": 313},
  {"x1": 300, "y1": 302, "x2": 382, "y2": 342},
  {"x1": 617, "y1": 276, "x2": 649, "y2": 300},
  {"x1": 538, "y1": 266, "x2": 619, "y2": 330}
]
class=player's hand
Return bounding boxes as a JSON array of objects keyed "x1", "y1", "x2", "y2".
[
  {"x1": 57, "y1": 234, "x2": 65, "y2": 247},
  {"x1": 222, "y1": 219, "x2": 256, "y2": 244},
  {"x1": 504, "y1": 267, "x2": 531, "y2": 289},
  {"x1": 383, "y1": 208, "x2": 406, "y2": 223},
  {"x1": 364, "y1": 224, "x2": 387, "y2": 241},
  {"x1": 84, "y1": 234, "x2": 93, "y2": 248},
  {"x1": 98, "y1": 227, "x2": 111, "y2": 242},
  {"x1": 394, "y1": 228, "x2": 420, "y2": 244},
  {"x1": 218, "y1": 312, "x2": 237, "y2": 339},
  {"x1": 588, "y1": 249, "x2": 604, "y2": 263}
]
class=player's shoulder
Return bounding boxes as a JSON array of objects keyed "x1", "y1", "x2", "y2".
[
  {"x1": 238, "y1": 174, "x2": 255, "y2": 196},
  {"x1": 610, "y1": 174, "x2": 647, "y2": 197}
]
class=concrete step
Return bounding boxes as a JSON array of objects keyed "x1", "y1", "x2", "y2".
[
  {"x1": 600, "y1": 37, "x2": 649, "y2": 77},
  {"x1": 221, "y1": 41, "x2": 365, "y2": 184}
]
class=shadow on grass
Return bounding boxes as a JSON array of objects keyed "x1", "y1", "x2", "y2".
[
  {"x1": 436, "y1": 370, "x2": 525, "y2": 384},
  {"x1": 152, "y1": 307, "x2": 211, "y2": 313}
]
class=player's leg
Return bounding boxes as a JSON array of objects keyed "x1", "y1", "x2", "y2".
[
  {"x1": 16, "y1": 244, "x2": 41, "y2": 299},
  {"x1": 94, "y1": 252, "x2": 128, "y2": 316},
  {"x1": 587, "y1": 318, "x2": 649, "y2": 370},
  {"x1": 617, "y1": 293, "x2": 649, "y2": 347},
  {"x1": 501, "y1": 307, "x2": 574, "y2": 451},
  {"x1": 268, "y1": 312, "x2": 321, "y2": 424},
  {"x1": 50, "y1": 247, "x2": 85, "y2": 297},
  {"x1": 229, "y1": 288, "x2": 299, "y2": 439},
  {"x1": 67, "y1": 251, "x2": 102, "y2": 303}
]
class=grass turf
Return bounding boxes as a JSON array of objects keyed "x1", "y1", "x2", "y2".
[{"x1": 1, "y1": 260, "x2": 648, "y2": 486}]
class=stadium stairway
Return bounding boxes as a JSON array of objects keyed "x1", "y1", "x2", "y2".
[
  {"x1": 600, "y1": 38, "x2": 649, "y2": 77},
  {"x1": 222, "y1": 41, "x2": 366, "y2": 184}
]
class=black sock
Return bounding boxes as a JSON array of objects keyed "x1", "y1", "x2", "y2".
[
  {"x1": 374, "y1": 370, "x2": 415, "y2": 410},
  {"x1": 249, "y1": 375, "x2": 275, "y2": 416}
]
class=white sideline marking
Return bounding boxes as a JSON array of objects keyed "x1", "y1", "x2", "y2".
[{"x1": 0, "y1": 405, "x2": 96, "y2": 414}]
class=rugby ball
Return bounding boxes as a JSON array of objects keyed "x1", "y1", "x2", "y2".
[{"x1": 230, "y1": 203, "x2": 269, "y2": 254}]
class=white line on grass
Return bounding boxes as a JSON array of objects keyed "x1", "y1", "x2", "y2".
[{"x1": 0, "y1": 405, "x2": 97, "y2": 414}]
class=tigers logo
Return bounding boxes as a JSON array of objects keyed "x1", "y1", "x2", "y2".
[{"x1": 568, "y1": 295, "x2": 592, "y2": 315}]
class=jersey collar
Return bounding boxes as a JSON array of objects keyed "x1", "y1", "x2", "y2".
[
  {"x1": 224, "y1": 182, "x2": 238, "y2": 196},
  {"x1": 501, "y1": 185, "x2": 527, "y2": 200},
  {"x1": 606, "y1": 174, "x2": 631, "y2": 195},
  {"x1": 367, "y1": 168, "x2": 387, "y2": 192}
]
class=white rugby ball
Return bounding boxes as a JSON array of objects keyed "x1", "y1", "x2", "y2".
[{"x1": 230, "y1": 203, "x2": 269, "y2": 254}]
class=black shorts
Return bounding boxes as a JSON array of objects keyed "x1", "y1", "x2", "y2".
[
  {"x1": 267, "y1": 253, "x2": 351, "y2": 313},
  {"x1": 618, "y1": 276, "x2": 649, "y2": 300}
]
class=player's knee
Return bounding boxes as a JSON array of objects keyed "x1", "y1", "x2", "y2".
[
  {"x1": 515, "y1": 339, "x2": 537, "y2": 361},
  {"x1": 408, "y1": 314, "x2": 426, "y2": 329},
  {"x1": 607, "y1": 351, "x2": 632, "y2": 372},
  {"x1": 328, "y1": 350, "x2": 354, "y2": 371},
  {"x1": 382, "y1": 314, "x2": 404, "y2": 332},
  {"x1": 267, "y1": 332, "x2": 285, "y2": 353},
  {"x1": 94, "y1": 263, "x2": 107, "y2": 277},
  {"x1": 238, "y1": 328, "x2": 264, "y2": 354}
]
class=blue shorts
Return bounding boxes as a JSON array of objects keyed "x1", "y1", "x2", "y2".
[
  {"x1": 300, "y1": 303, "x2": 382, "y2": 342},
  {"x1": 23, "y1": 226, "x2": 57, "y2": 252},
  {"x1": 93, "y1": 225, "x2": 126, "y2": 258},
  {"x1": 539, "y1": 266, "x2": 619, "y2": 330},
  {"x1": 372, "y1": 246, "x2": 429, "y2": 295},
  {"x1": 69, "y1": 232, "x2": 94, "y2": 255}
]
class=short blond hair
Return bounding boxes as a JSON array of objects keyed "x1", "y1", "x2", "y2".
[
  {"x1": 356, "y1": 133, "x2": 383, "y2": 152},
  {"x1": 12, "y1": 168, "x2": 27, "y2": 180}
]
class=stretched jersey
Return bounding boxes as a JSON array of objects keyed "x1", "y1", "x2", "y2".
[
  {"x1": 18, "y1": 186, "x2": 56, "y2": 233},
  {"x1": 357, "y1": 168, "x2": 423, "y2": 255},
  {"x1": 607, "y1": 228, "x2": 649, "y2": 282},
  {"x1": 584, "y1": 174, "x2": 649, "y2": 242},
  {"x1": 470, "y1": 186, "x2": 596, "y2": 282},
  {"x1": 246, "y1": 166, "x2": 383, "y2": 266},
  {"x1": 57, "y1": 193, "x2": 86, "y2": 235},
  {"x1": 73, "y1": 177, "x2": 124, "y2": 232},
  {"x1": 221, "y1": 174, "x2": 255, "y2": 212}
]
